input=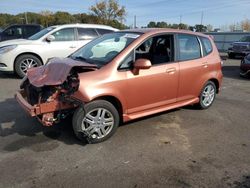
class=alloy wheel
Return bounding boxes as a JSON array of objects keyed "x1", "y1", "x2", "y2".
[
  {"x1": 20, "y1": 58, "x2": 39, "y2": 74},
  {"x1": 201, "y1": 84, "x2": 215, "y2": 107},
  {"x1": 81, "y1": 108, "x2": 114, "y2": 139}
]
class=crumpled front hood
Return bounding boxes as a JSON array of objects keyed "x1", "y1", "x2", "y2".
[{"x1": 26, "y1": 57, "x2": 97, "y2": 87}]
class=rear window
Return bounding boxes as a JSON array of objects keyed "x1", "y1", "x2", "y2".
[
  {"x1": 178, "y1": 34, "x2": 201, "y2": 61},
  {"x1": 201, "y1": 37, "x2": 213, "y2": 56}
]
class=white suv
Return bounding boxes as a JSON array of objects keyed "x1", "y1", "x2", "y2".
[{"x1": 0, "y1": 24, "x2": 118, "y2": 77}]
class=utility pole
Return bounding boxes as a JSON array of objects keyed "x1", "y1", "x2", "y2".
[
  {"x1": 25, "y1": 12, "x2": 28, "y2": 24},
  {"x1": 200, "y1": 11, "x2": 204, "y2": 25},
  {"x1": 134, "y1": 15, "x2": 137, "y2": 28},
  {"x1": 179, "y1": 15, "x2": 182, "y2": 24}
]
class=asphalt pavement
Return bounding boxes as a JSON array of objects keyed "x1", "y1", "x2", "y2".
[{"x1": 0, "y1": 58, "x2": 250, "y2": 188}]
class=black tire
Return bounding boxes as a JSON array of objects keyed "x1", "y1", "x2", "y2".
[
  {"x1": 72, "y1": 100, "x2": 119, "y2": 144},
  {"x1": 14, "y1": 54, "x2": 42, "y2": 78},
  {"x1": 197, "y1": 81, "x2": 217, "y2": 109},
  {"x1": 228, "y1": 53, "x2": 235, "y2": 59}
]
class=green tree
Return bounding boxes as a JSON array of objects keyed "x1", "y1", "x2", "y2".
[
  {"x1": 40, "y1": 11, "x2": 54, "y2": 27},
  {"x1": 0, "y1": 17, "x2": 6, "y2": 27},
  {"x1": 170, "y1": 24, "x2": 179, "y2": 29},
  {"x1": 54, "y1": 11, "x2": 74, "y2": 25},
  {"x1": 147, "y1": 21, "x2": 156, "y2": 28},
  {"x1": 178, "y1": 23, "x2": 188, "y2": 30},
  {"x1": 156, "y1": 21, "x2": 168, "y2": 28},
  {"x1": 90, "y1": 0, "x2": 126, "y2": 24},
  {"x1": 195, "y1": 24, "x2": 207, "y2": 32},
  {"x1": 188, "y1": 26, "x2": 195, "y2": 31}
]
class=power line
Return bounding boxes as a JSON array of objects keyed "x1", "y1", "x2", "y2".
[{"x1": 163, "y1": 0, "x2": 250, "y2": 22}]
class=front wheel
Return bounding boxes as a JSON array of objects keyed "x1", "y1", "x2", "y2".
[
  {"x1": 72, "y1": 100, "x2": 119, "y2": 144},
  {"x1": 197, "y1": 81, "x2": 216, "y2": 109},
  {"x1": 14, "y1": 54, "x2": 42, "y2": 78}
]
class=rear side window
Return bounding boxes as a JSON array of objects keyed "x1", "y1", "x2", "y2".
[
  {"x1": 23, "y1": 26, "x2": 41, "y2": 37},
  {"x1": 77, "y1": 28, "x2": 98, "y2": 40},
  {"x1": 4, "y1": 26, "x2": 23, "y2": 36},
  {"x1": 52, "y1": 28, "x2": 75, "y2": 41},
  {"x1": 200, "y1": 37, "x2": 213, "y2": 56},
  {"x1": 96, "y1": 29, "x2": 114, "y2": 35},
  {"x1": 177, "y1": 34, "x2": 201, "y2": 61}
]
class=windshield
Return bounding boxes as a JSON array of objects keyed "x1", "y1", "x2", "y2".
[
  {"x1": 70, "y1": 32, "x2": 141, "y2": 67},
  {"x1": 239, "y1": 36, "x2": 250, "y2": 42},
  {"x1": 28, "y1": 27, "x2": 56, "y2": 40}
]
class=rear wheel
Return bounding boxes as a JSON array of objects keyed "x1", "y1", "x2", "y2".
[
  {"x1": 72, "y1": 100, "x2": 119, "y2": 144},
  {"x1": 197, "y1": 81, "x2": 216, "y2": 109},
  {"x1": 14, "y1": 54, "x2": 42, "y2": 78}
]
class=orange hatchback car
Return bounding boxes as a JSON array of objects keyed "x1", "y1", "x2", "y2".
[{"x1": 16, "y1": 29, "x2": 223, "y2": 143}]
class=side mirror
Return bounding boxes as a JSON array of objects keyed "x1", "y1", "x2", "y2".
[
  {"x1": 133, "y1": 59, "x2": 151, "y2": 75},
  {"x1": 46, "y1": 35, "x2": 55, "y2": 42},
  {"x1": 134, "y1": 58, "x2": 152, "y2": 70}
]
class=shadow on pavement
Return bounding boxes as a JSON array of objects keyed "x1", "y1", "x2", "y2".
[
  {"x1": 0, "y1": 98, "x2": 86, "y2": 151},
  {"x1": 222, "y1": 65, "x2": 249, "y2": 80},
  {"x1": 234, "y1": 175, "x2": 250, "y2": 188},
  {"x1": 0, "y1": 71, "x2": 19, "y2": 79}
]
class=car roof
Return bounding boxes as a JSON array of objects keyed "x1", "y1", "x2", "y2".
[
  {"x1": 6, "y1": 24, "x2": 41, "y2": 27},
  {"x1": 3, "y1": 24, "x2": 42, "y2": 29},
  {"x1": 120, "y1": 28, "x2": 209, "y2": 38},
  {"x1": 51, "y1": 24, "x2": 118, "y2": 31}
]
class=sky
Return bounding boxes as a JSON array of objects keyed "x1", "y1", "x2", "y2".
[{"x1": 0, "y1": 0, "x2": 250, "y2": 28}]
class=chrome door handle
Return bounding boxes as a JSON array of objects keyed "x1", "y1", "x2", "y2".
[
  {"x1": 166, "y1": 68, "x2": 176, "y2": 74},
  {"x1": 70, "y1": 46, "x2": 77, "y2": 48}
]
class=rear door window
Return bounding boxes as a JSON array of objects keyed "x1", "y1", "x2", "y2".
[
  {"x1": 177, "y1": 34, "x2": 201, "y2": 61},
  {"x1": 200, "y1": 37, "x2": 213, "y2": 56},
  {"x1": 77, "y1": 28, "x2": 99, "y2": 40}
]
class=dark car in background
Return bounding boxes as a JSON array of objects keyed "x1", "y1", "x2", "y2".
[
  {"x1": 228, "y1": 35, "x2": 250, "y2": 58},
  {"x1": 0, "y1": 24, "x2": 43, "y2": 42},
  {"x1": 240, "y1": 54, "x2": 250, "y2": 78}
]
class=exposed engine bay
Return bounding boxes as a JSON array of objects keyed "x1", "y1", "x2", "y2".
[
  {"x1": 16, "y1": 58, "x2": 97, "y2": 126},
  {"x1": 21, "y1": 70, "x2": 79, "y2": 126}
]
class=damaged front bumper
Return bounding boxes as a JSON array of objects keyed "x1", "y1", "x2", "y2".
[
  {"x1": 15, "y1": 90, "x2": 37, "y2": 116},
  {"x1": 15, "y1": 89, "x2": 77, "y2": 126},
  {"x1": 15, "y1": 57, "x2": 96, "y2": 126}
]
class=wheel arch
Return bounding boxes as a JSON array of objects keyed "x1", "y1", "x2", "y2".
[
  {"x1": 93, "y1": 95, "x2": 124, "y2": 123},
  {"x1": 208, "y1": 78, "x2": 219, "y2": 93}
]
